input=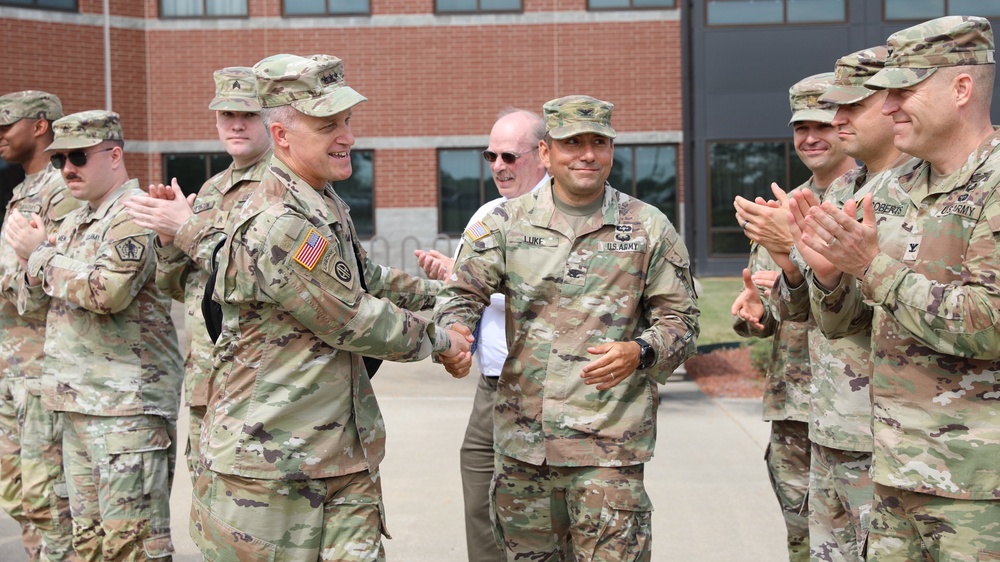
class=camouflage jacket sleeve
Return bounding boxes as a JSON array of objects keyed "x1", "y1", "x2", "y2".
[
  {"x1": 246, "y1": 211, "x2": 450, "y2": 359},
  {"x1": 363, "y1": 257, "x2": 441, "y2": 312},
  {"x1": 433, "y1": 214, "x2": 502, "y2": 335},
  {"x1": 25, "y1": 217, "x2": 156, "y2": 315},
  {"x1": 774, "y1": 268, "x2": 811, "y2": 323},
  {"x1": 154, "y1": 242, "x2": 190, "y2": 302},
  {"x1": 808, "y1": 272, "x2": 873, "y2": 340},
  {"x1": 636, "y1": 224, "x2": 699, "y2": 384},
  {"x1": 860, "y1": 213, "x2": 1000, "y2": 359}
]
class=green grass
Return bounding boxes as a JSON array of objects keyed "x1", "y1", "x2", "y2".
[{"x1": 694, "y1": 277, "x2": 745, "y2": 347}]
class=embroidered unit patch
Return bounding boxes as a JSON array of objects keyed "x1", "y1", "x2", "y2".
[
  {"x1": 293, "y1": 228, "x2": 328, "y2": 270},
  {"x1": 465, "y1": 221, "x2": 490, "y2": 241}
]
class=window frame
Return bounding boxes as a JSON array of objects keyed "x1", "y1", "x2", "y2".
[
  {"x1": 704, "y1": 138, "x2": 809, "y2": 257},
  {"x1": 611, "y1": 143, "x2": 681, "y2": 227},
  {"x1": 331, "y1": 149, "x2": 376, "y2": 238},
  {"x1": 882, "y1": 0, "x2": 1000, "y2": 21},
  {"x1": 281, "y1": 0, "x2": 371, "y2": 17},
  {"x1": 161, "y1": 152, "x2": 232, "y2": 197},
  {"x1": 437, "y1": 147, "x2": 499, "y2": 236},
  {"x1": 705, "y1": 0, "x2": 847, "y2": 27},
  {"x1": 587, "y1": 0, "x2": 676, "y2": 11},
  {"x1": 0, "y1": 0, "x2": 77, "y2": 11},
  {"x1": 434, "y1": 0, "x2": 523, "y2": 16},
  {"x1": 159, "y1": 0, "x2": 248, "y2": 19}
]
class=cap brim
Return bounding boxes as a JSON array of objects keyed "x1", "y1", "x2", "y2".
[
  {"x1": 45, "y1": 137, "x2": 102, "y2": 151},
  {"x1": 291, "y1": 87, "x2": 368, "y2": 118},
  {"x1": 788, "y1": 108, "x2": 837, "y2": 126},
  {"x1": 820, "y1": 85, "x2": 876, "y2": 105},
  {"x1": 208, "y1": 97, "x2": 262, "y2": 112},
  {"x1": 0, "y1": 116, "x2": 19, "y2": 126},
  {"x1": 549, "y1": 122, "x2": 617, "y2": 140},
  {"x1": 864, "y1": 67, "x2": 936, "y2": 90}
]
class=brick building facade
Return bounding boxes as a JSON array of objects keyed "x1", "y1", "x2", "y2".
[{"x1": 0, "y1": 0, "x2": 683, "y2": 271}]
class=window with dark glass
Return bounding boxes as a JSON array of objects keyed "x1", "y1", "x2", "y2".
[
  {"x1": 436, "y1": 0, "x2": 520, "y2": 14},
  {"x1": 439, "y1": 148, "x2": 500, "y2": 235},
  {"x1": 706, "y1": 0, "x2": 845, "y2": 25},
  {"x1": 162, "y1": 150, "x2": 375, "y2": 236},
  {"x1": 608, "y1": 144, "x2": 679, "y2": 225},
  {"x1": 589, "y1": 0, "x2": 675, "y2": 9},
  {"x1": 707, "y1": 140, "x2": 810, "y2": 256},
  {"x1": 163, "y1": 153, "x2": 232, "y2": 197},
  {"x1": 438, "y1": 144, "x2": 678, "y2": 235},
  {"x1": 283, "y1": 0, "x2": 370, "y2": 16},
  {"x1": 0, "y1": 157, "x2": 26, "y2": 227},
  {"x1": 0, "y1": 0, "x2": 76, "y2": 9},
  {"x1": 161, "y1": 0, "x2": 247, "y2": 17},
  {"x1": 884, "y1": 0, "x2": 1000, "y2": 20},
  {"x1": 332, "y1": 150, "x2": 375, "y2": 237}
]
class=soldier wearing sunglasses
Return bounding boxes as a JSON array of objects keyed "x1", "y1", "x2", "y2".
[
  {"x1": 5, "y1": 110, "x2": 183, "y2": 560},
  {"x1": 0, "y1": 90, "x2": 79, "y2": 561},
  {"x1": 416, "y1": 107, "x2": 548, "y2": 562}
]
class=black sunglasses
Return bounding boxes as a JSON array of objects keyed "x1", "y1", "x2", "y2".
[
  {"x1": 50, "y1": 147, "x2": 115, "y2": 170},
  {"x1": 481, "y1": 148, "x2": 536, "y2": 164}
]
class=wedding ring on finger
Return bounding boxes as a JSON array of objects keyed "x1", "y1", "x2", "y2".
[
  {"x1": 828, "y1": 237, "x2": 838, "y2": 247},
  {"x1": 741, "y1": 220, "x2": 749, "y2": 230}
]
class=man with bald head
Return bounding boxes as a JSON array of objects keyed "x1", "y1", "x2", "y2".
[{"x1": 417, "y1": 107, "x2": 547, "y2": 562}]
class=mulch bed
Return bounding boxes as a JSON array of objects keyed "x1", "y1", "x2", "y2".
[{"x1": 684, "y1": 346, "x2": 764, "y2": 399}]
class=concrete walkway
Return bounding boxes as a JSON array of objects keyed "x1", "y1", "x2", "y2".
[{"x1": 0, "y1": 360, "x2": 786, "y2": 561}]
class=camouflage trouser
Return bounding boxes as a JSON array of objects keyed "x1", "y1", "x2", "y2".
[
  {"x1": 16, "y1": 380, "x2": 74, "y2": 561},
  {"x1": 808, "y1": 444, "x2": 872, "y2": 562},
  {"x1": 0, "y1": 376, "x2": 40, "y2": 559},
  {"x1": 184, "y1": 405, "x2": 207, "y2": 487},
  {"x1": 491, "y1": 455, "x2": 651, "y2": 562},
  {"x1": 63, "y1": 412, "x2": 175, "y2": 561},
  {"x1": 867, "y1": 483, "x2": 1000, "y2": 562},
  {"x1": 190, "y1": 467, "x2": 388, "y2": 561},
  {"x1": 765, "y1": 419, "x2": 811, "y2": 562}
]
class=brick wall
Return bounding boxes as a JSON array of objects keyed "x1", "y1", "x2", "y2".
[{"x1": 1, "y1": 1, "x2": 683, "y2": 236}]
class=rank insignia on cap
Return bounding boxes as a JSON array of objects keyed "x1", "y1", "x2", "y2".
[
  {"x1": 293, "y1": 228, "x2": 328, "y2": 270},
  {"x1": 465, "y1": 221, "x2": 490, "y2": 241}
]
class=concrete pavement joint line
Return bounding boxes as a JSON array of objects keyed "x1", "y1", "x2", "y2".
[{"x1": 709, "y1": 397, "x2": 768, "y2": 452}]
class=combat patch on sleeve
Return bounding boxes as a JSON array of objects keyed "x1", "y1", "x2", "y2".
[
  {"x1": 293, "y1": 227, "x2": 328, "y2": 271},
  {"x1": 332, "y1": 259, "x2": 353, "y2": 286},
  {"x1": 465, "y1": 221, "x2": 491, "y2": 242},
  {"x1": 115, "y1": 237, "x2": 146, "y2": 262}
]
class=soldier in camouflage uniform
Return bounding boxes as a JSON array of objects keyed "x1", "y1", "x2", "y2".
[
  {"x1": 189, "y1": 54, "x2": 472, "y2": 562},
  {"x1": 731, "y1": 73, "x2": 856, "y2": 562},
  {"x1": 435, "y1": 95, "x2": 699, "y2": 561},
  {"x1": 774, "y1": 48, "x2": 912, "y2": 562},
  {"x1": 790, "y1": 16, "x2": 1000, "y2": 561},
  {"x1": 124, "y1": 67, "x2": 271, "y2": 485},
  {"x1": 6, "y1": 110, "x2": 184, "y2": 560},
  {"x1": 0, "y1": 91, "x2": 79, "y2": 560}
]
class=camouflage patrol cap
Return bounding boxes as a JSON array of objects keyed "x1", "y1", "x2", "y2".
[
  {"x1": 866, "y1": 16, "x2": 995, "y2": 90},
  {"x1": 543, "y1": 95, "x2": 616, "y2": 140},
  {"x1": 788, "y1": 72, "x2": 837, "y2": 126},
  {"x1": 46, "y1": 110, "x2": 124, "y2": 151},
  {"x1": 0, "y1": 90, "x2": 63, "y2": 126},
  {"x1": 253, "y1": 54, "x2": 367, "y2": 117},
  {"x1": 821, "y1": 46, "x2": 889, "y2": 105},
  {"x1": 208, "y1": 67, "x2": 261, "y2": 112}
]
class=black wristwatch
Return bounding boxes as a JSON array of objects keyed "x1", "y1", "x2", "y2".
[{"x1": 634, "y1": 338, "x2": 655, "y2": 370}]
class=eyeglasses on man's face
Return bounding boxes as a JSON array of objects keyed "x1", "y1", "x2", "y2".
[
  {"x1": 50, "y1": 147, "x2": 115, "y2": 170},
  {"x1": 481, "y1": 147, "x2": 536, "y2": 165}
]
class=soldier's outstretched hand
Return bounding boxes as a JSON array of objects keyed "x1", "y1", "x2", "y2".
[{"x1": 440, "y1": 323, "x2": 475, "y2": 378}]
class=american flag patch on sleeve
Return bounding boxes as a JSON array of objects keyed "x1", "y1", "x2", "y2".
[
  {"x1": 465, "y1": 221, "x2": 490, "y2": 241},
  {"x1": 293, "y1": 228, "x2": 328, "y2": 270}
]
